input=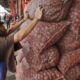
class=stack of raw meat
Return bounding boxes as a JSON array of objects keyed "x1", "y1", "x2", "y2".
[{"x1": 16, "y1": 0, "x2": 80, "y2": 80}]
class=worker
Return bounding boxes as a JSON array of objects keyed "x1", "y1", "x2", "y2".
[{"x1": 0, "y1": 7, "x2": 42, "y2": 80}]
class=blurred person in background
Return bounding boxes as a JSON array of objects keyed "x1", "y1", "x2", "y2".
[{"x1": 0, "y1": 7, "x2": 42, "y2": 80}]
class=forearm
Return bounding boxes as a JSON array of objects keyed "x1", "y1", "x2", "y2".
[
  {"x1": 14, "y1": 6, "x2": 42, "y2": 43},
  {"x1": 21, "y1": 18, "x2": 38, "y2": 39},
  {"x1": 7, "y1": 18, "x2": 26, "y2": 35},
  {"x1": 14, "y1": 18, "x2": 38, "y2": 43},
  {"x1": 11, "y1": 19, "x2": 25, "y2": 30},
  {"x1": 13, "y1": 12, "x2": 29, "y2": 30}
]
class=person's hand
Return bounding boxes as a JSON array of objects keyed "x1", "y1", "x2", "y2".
[{"x1": 34, "y1": 7, "x2": 43, "y2": 20}]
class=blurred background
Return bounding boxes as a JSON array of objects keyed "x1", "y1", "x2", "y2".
[{"x1": 0, "y1": 0, "x2": 30, "y2": 80}]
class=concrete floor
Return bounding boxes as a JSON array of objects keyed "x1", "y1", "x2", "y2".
[{"x1": 6, "y1": 71, "x2": 15, "y2": 80}]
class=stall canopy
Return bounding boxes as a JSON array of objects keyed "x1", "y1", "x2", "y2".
[
  {"x1": 0, "y1": 5, "x2": 10, "y2": 22},
  {"x1": 0, "y1": 5, "x2": 10, "y2": 14}
]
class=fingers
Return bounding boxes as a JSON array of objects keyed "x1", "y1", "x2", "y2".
[
  {"x1": 36, "y1": 6, "x2": 43, "y2": 14},
  {"x1": 34, "y1": 6, "x2": 43, "y2": 20},
  {"x1": 40, "y1": 6, "x2": 43, "y2": 12},
  {"x1": 35, "y1": 7, "x2": 41, "y2": 14}
]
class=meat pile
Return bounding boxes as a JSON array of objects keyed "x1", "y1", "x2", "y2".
[{"x1": 15, "y1": 0, "x2": 80, "y2": 80}]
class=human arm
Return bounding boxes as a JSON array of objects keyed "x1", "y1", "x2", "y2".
[
  {"x1": 8, "y1": 13, "x2": 28, "y2": 34},
  {"x1": 14, "y1": 7, "x2": 43, "y2": 43}
]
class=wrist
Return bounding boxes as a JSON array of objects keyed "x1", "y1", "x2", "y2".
[
  {"x1": 34, "y1": 18, "x2": 39, "y2": 22},
  {"x1": 23, "y1": 18, "x2": 26, "y2": 21}
]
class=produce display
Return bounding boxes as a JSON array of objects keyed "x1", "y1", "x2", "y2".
[
  {"x1": 65, "y1": 65, "x2": 80, "y2": 80},
  {"x1": 16, "y1": 0, "x2": 80, "y2": 80},
  {"x1": 27, "y1": 0, "x2": 72, "y2": 22}
]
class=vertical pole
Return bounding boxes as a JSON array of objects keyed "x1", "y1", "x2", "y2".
[
  {"x1": 22, "y1": 0, "x2": 25, "y2": 15},
  {"x1": 16, "y1": 0, "x2": 18, "y2": 15},
  {"x1": 10, "y1": 0, "x2": 16, "y2": 24},
  {"x1": 18, "y1": 0, "x2": 23, "y2": 19}
]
